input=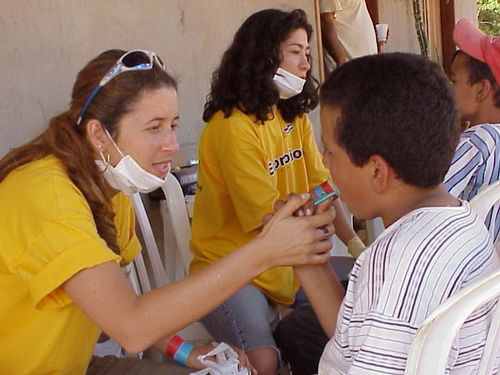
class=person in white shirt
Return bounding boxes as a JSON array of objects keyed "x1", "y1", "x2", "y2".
[
  {"x1": 319, "y1": 0, "x2": 378, "y2": 73},
  {"x1": 445, "y1": 17, "x2": 500, "y2": 244},
  {"x1": 275, "y1": 52, "x2": 499, "y2": 375}
]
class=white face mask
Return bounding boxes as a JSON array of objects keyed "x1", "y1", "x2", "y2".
[
  {"x1": 272, "y1": 67, "x2": 306, "y2": 99},
  {"x1": 95, "y1": 130, "x2": 170, "y2": 195}
]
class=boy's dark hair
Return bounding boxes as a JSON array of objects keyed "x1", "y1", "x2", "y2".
[
  {"x1": 203, "y1": 8, "x2": 319, "y2": 124},
  {"x1": 320, "y1": 52, "x2": 461, "y2": 188},
  {"x1": 452, "y1": 50, "x2": 500, "y2": 108}
]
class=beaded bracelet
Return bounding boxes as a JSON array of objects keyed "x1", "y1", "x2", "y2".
[{"x1": 165, "y1": 335, "x2": 194, "y2": 366}]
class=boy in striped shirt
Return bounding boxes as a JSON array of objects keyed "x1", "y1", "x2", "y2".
[
  {"x1": 445, "y1": 18, "x2": 500, "y2": 244},
  {"x1": 287, "y1": 52, "x2": 499, "y2": 375}
]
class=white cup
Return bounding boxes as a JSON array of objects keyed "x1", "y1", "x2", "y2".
[{"x1": 375, "y1": 23, "x2": 389, "y2": 43}]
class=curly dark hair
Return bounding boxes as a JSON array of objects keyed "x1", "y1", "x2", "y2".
[
  {"x1": 202, "y1": 8, "x2": 319, "y2": 124},
  {"x1": 452, "y1": 50, "x2": 500, "y2": 108},
  {"x1": 320, "y1": 52, "x2": 461, "y2": 188}
]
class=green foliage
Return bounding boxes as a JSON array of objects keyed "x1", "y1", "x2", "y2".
[{"x1": 478, "y1": 0, "x2": 500, "y2": 36}]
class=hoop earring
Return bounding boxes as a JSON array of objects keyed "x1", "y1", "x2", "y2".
[{"x1": 99, "y1": 150, "x2": 111, "y2": 173}]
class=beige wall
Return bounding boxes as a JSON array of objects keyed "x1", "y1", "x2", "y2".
[
  {"x1": 455, "y1": 0, "x2": 477, "y2": 23},
  {"x1": 377, "y1": 0, "x2": 477, "y2": 56},
  {"x1": 378, "y1": 0, "x2": 420, "y2": 54},
  {"x1": 1, "y1": 0, "x2": 478, "y2": 160},
  {"x1": 0, "y1": 0, "x2": 319, "y2": 161}
]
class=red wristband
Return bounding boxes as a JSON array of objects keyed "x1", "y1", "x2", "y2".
[{"x1": 165, "y1": 335, "x2": 184, "y2": 358}]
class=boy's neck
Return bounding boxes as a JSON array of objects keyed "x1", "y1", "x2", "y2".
[
  {"x1": 381, "y1": 184, "x2": 460, "y2": 227},
  {"x1": 468, "y1": 101, "x2": 500, "y2": 127}
]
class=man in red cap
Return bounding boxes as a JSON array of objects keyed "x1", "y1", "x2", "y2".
[{"x1": 445, "y1": 17, "x2": 500, "y2": 245}]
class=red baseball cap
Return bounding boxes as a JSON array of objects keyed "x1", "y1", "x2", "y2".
[{"x1": 453, "y1": 17, "x2": 500, "y2": 86}]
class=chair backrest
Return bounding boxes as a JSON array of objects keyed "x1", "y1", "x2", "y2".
[
  {"x1": 405, "y1": 268, "x2": 500, "y2": 375},
  {"x1": 131, "y1": 193, "x2": 170, "y2": 291},
  {"x1": 132, "y1": 185, "x2": 213, "y2": 345},
  {"x1": 160, "y1": 173, "x2": 193, "y2": 277},
  {"x1": 469, "y1": 180, "x2": 500, "y2": 253}
]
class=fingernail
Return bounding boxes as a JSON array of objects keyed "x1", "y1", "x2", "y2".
[
  {"x1": 305, "y1": 208, "x2": 312, "y2": 216},
  {"x1": 301, "y1": 192, "x2": 309, "y2": 200}
]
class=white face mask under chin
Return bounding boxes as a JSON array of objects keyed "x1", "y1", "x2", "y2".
[
  {"x1": 95, "y1": 129, "x2": 170, "y2": 195},
  {"x1": 272, "y1": 67, "x2": 306, "y2": 99},
  {"x1": 95, "y1": 156, "x2": 170, "y2": 195}
]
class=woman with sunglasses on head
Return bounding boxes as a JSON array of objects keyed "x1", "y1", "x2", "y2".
[
  {"x1": 0, "y1": 49, "x2": 336, "y2": 375},
  {"x1": 190, "y1": 9, "x2": 363, "y2": 375}
]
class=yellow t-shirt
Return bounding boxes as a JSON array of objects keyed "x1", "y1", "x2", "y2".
[
  {"x1": 0, "y1": 155, "x2": 141, "y2": 375},
  {"x1": 190, "y1": 107, "x2": 330, "y2": 306}
]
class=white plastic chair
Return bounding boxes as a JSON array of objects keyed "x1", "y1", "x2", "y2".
[
  {"x1": 94, "y1": 191, "x2": 213, "y2": 361},
  {"x1": 405, "y1": 268, "x2": 500, "y2": 375},
  {"x1": 148, "y1": 177, "x2": 213, "y2": 344},
  {"x1": 159, "y1": 173, "x2": 193, "y2": 282},
  {"x1": 131, "y1": 193, "x2": 170, "y2": 290},
  {"x1": 92, "y1": 195, "x2": 166, "y2": 359},
  {"x1": 470, "y1": 180, "x2": 500, "y2": 253}
]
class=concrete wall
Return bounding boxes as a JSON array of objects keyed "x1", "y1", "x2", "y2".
[
  {"x1": 455, "y1": 0, "x2": 477, "y2": 23},
  {"x1": 0, "y1": 0, "x2": 319, "y2": 161},
  {"x1": 1, "y1": 1, "x2": 478, "y2": 161},
  {"x1": 378, "y1": 0, "x2": 420, "y2": 54},
  {"x1": 377, "y1": 0, "x2": 477, "y2": 56}
]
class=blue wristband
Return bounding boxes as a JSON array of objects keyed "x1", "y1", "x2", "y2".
[
  {"x1": 314, "y1": 189, "x2": 340, "y2": 205},
  {"x1": 173, "y1": 341, "x2": 194, "y2": 366}
]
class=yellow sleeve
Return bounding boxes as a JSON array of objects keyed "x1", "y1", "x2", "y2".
[{"x1": 0, "y1": 157, "x2": 131, "y2": 310}]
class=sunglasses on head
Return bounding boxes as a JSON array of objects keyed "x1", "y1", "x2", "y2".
[{"x1": 76, "y1": 49, "x2": 166, "y2": 127}]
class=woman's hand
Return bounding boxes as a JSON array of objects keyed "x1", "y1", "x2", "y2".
[
  {"x1": 294, "y1": 182, "x2": 338, "y2": 217},
  {"x1": 185, "y1": 344, "x2": 212, "y2": 369},
  {"x1": 186, "y1": 343, "x2": 256, "y2": 374},
  {"x1": 257, "y1": 193, "x2": 336, "y2": 268},
  {"x1": 272, "y1": 192, "x2": 336, "y2": 246}
]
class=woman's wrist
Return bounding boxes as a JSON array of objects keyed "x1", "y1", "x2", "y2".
[
  {"x1": 185, "y1": 343, "x2": 219, "y2": 370},
  {"x1": 243, "y1": 232, "x2": 278, "y2": 272},
  {"x1": 165, "y1": 335, "x2": 194, "y2": 366}
]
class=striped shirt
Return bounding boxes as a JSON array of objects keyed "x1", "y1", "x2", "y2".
[
  {"x1": 444, "y1": 123, "x2": 500, "y2": 243},
  {"x1": 319, "y1": 202, "x2": 500, "y2": 375}
]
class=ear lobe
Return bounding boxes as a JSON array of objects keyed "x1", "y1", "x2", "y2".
[
  {"x1": 369, "y1": 155, "x2": 390, "y2": 193},
  {"x1": 85, "y1": 120, "x2": 109, "y2": 151},
  {"x1": 475, "y1": 79, "x2": 491, "y2": 102}
]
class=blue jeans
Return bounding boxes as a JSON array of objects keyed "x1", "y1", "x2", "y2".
[
  {"x1": 274, "y1": 256, "x2": 354, "y2": 375},
  {"x1": 202, "y1": 256, "x2": 354, "y2": 372},
  {"x1": 200, "y1": 284, "x2": 279, "y2": 353}
]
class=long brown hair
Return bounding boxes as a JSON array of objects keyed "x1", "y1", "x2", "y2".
[{"x1": 0, "y1": 49, "x2": 177, "y2": 255}]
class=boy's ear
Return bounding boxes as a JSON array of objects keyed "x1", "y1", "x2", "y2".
[
  {"x1": 473, "y1": 79, "x2": 492, "y2": 102},
  {"x1": 368, "y1": 154, "x2": 393, "y2": 193},
  {"x1": 85, "y1": 120, "x2": 111, "y2": 151}
]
